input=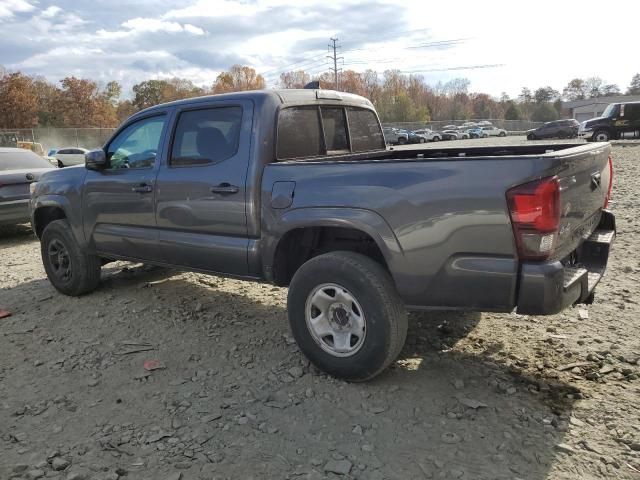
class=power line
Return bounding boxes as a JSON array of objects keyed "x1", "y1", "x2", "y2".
[{"x1": 327, "y1": 37, "x2": 343, "y2": 90}]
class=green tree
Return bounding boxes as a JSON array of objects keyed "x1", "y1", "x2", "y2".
[
  {"x1": 531, "y1": 102, "x2": 559, "y2": 122},
  {"x1": 504, "y1": 101, "x2": 521, "y2": 120},
  {"x1": 627, "y1": 74, "x2": 640, "y2": 95},
  {"x1": 562, "y1": 78, "x2": 587, "y2": 101},
  {"x1": 534, "y1": 86, "x2": 559, "y2": 103},
  {"x1": 132, "y1": 79, "x2": 169, "y2": 110}
]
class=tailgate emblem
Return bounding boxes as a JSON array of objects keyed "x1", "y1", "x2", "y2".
[{"x1": 590, "y1": 172, "x2": 601, "y2": 190}]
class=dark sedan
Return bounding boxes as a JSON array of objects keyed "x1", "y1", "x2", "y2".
[
  {"x1": 527, "y1": 119, "x2": 579, "y2": 140},
  {"x1": 1, "y1": 147, "x2": 55, "y2": 225}
]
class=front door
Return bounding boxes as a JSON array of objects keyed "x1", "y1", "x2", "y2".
[
  {"x1": 83, "y1": 112, "x2": 169, "y2": 262},
  {"x1": 155, "y1": 100, "x2": 253, "y2": 276}
]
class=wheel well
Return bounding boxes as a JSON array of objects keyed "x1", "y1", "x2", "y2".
[
  {"x1": 272, "y1": 226, "x2": 389, "y2": 287},
  {"x1": 33, "y1": 206, "x2": 66, "y2": 238}
]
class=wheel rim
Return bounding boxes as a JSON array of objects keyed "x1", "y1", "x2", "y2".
[
  {"x1": 305, "y1": 283, "x2": 366, "y2": 357},
  {"x1": 48, "y1": 238, "x2": 72, "y2": 282},
  {"x1": 595, "y1": 132, "x2": 609, "y2": 142}
]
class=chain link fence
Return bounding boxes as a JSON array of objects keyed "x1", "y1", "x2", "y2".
[
  {"x1": 0, "y1": 128, "x2": 116, "y2": 153},
  {"x1": 382, "y1": 119, "x2": 543, "y2": 133}
]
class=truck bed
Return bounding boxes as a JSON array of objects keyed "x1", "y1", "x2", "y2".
[{"x1": 263, "y1": 142, "x2": 613, "y2": 312}]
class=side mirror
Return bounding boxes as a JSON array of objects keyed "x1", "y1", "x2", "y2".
[{"x1": 85, "y1": 149, "x2": 107, "y2": 171}]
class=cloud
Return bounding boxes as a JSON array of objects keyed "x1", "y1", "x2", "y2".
[
  {"x1": 0, "y1": 0, "x2": 34, "y2": 18},
  {"x1": 1, "y1": 0, "x2": 639, "y2": 98}
]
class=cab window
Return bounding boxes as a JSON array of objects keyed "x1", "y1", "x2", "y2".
[{"x1": 106, "y1": 115, "x2": 166, "y2": 170}]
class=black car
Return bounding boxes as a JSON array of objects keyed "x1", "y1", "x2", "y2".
[
  {"x1": 526, "y1": 119, "x2": 579, "y2": 140},
  {"x1": 579, "y1": 101, "x2": 640, "y2": 142}
]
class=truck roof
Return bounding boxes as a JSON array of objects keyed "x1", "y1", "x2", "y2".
[{"x1": 138, "y1": 89, "x2": 374, "y2": 115}]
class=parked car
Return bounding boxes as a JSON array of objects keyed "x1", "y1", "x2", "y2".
[
  {"x1": 383, "y1": 127, "x2": 408, "y2": 145},
  {"x1": 442, "y1": 124, "x2": 457, "y2": 130},
  {"x1": 45, "y1": 148, "x2": 59, "y2": 167},
  {"x1": 477, "y1": 121, "x2": 493, "y2": 127},
  {"x1": 55, "y1": 147, "x2": 89, "y2": 167},
  {"x1": 439, "y1": 130, "x2": 459, "y2": 140},
  {"x1": 17, "y1": 141, "x2": 45, "y2": 157},
  {"x1": 31, "y1": 89, "x2": 615, "y2": 382},
  {"x1": 468, "y1": 128, "x2": 488, "y2": 139},
  {"x1": 527, "y1": 119, "x2": 580, "y2": 140},
  {"x1": 579, "y1": 101, "x2": 640, "y2": 142},
  {"x1": 1, "y1": 147, "x2": 54, "y2": 225},
  {"x1": 403, "y1": 130, "x2": 427, "y2": 144},
  {"x1": 442, "y1": 129, "x2": 469, "y2": 140},
  {"x1": 413, "y1": 129, "x2": 442, "y2": 142},
  {"x1": 461, "y1": 122, "x2": 477, "y2": 129},
  {"x1": 471, "y1": 126, "x2": 507, "y2": 138}
]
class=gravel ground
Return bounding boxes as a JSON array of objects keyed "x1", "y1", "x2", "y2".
[{"x1": 1, "y1": 141, "x2": 639, "y2": 480}]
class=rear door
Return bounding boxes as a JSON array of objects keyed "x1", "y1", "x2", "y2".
[
  {"x1": 83, "y1": 112, "x2": 169, "y2": 261},
  {"x1": 155, "y1": 99, "x2": 253, "y2": 275}
]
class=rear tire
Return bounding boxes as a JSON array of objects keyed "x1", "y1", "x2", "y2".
[
  {"x1": 41, "y1": 219, "x2": 101, "y2": 296},
  {"x1": 287, "y1": 251, "x2": 408, "y2": 382},
  {"x1": 398, "y1": 137, "x2": 407, "y2": 145}
]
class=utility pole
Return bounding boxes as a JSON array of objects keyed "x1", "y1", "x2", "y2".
[{"x1": 327, "y1": 37, "x2": 343, "y2": 90}]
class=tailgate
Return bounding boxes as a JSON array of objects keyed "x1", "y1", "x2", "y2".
[{"x1": 554, "y1": 145, "x2": 611, "y2": 260}]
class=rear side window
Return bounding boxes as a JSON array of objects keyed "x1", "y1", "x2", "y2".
[
  {"x1": 346, "y1": 107, "x2": 384, "y2": 152},
  {"x1": 321, "y1": 107, "x2": 349, "y2": 152},
  {"x1": 277, "y1": 107, "x2": 322, "y2": 160},
  {"x1": 171, "y1": 107, "x2": 242, "y2": 166}
]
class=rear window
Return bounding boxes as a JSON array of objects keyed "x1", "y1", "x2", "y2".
[
  {"x1": 348, "y1": 107, "x2": 385, "y2": 151},
  {"x1": 277, "y1": 105, "x2": 383, "y2": 160},
  {"x1": 321, "y1": 107, "x2": 349, "y2": 152},
  {"x1": 277, "y1": 107, "x2": 322, "y2": 159},
  {"x1": 0, "y1": 150, "x2": 52, "y2": 170}
]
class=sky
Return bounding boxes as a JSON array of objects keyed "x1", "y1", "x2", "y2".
[{"x1": 1, "y1": 0, "x2": 638, "y2": 98}]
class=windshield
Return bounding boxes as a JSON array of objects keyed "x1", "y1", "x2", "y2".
[
  {"x1": 0, "y1": 149, "x2": 52, "y2": 170},
  {"x1": 601, "y1": 104, "x2": 619, "y2": 118}
]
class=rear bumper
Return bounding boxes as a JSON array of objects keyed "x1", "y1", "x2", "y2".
[
  {"x1": 0, "y1": 199, "x2": 30, "y2": 225},
  {"x1": 516, "y1": 210, "x2": 615, "y2": 315}
]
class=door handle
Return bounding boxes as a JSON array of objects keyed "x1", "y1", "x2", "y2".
[
  {"x1": 132, "y1": 184, "x2": 153, "y2": 193},
  {"x1": 210, "y1": 183, "x2": 239, "y2": 194}
]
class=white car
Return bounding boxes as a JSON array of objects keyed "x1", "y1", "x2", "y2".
[
  {"x1": 413, "y1": 129, "x2": 442, "y2": 142},
  {"x1": 55, "y1": 147, "x2": 89, "y2": 167},
  {"x1": 478, "y1": 126, "x2": 507, "y2": 137}
]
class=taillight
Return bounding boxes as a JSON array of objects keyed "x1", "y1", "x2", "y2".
[
  {"x1": 506, "y1": 176, "x2": 560, "y2": 261},
  {"x1": 604, "y1": 155, "x2": 613, "y2": 208}
]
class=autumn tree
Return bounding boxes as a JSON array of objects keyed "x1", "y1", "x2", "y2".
[
  {"x1": 0, "y1": 72, "x2": 38, "y2": 128},
  {"x1": 627, "y1": 74, "x2": 640, "y2": 95},
  {"x1": 533, "y1": 86, "x2": 559, "y2": 103},
  {"x1": 279, "y1": 70, "x2": 311, "y2": 89},
  {"x1": 213, "y1": 65, "x2": 265, "y2": 93}
]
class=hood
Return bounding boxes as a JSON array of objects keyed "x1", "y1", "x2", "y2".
[
  {"x1": 583, "y1": 116, "x2": 608, "y2": 126},
  {"x1": 526, "y1": 128, "x2": 536, "y2": 134}
]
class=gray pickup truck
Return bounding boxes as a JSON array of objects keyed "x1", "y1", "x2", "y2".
[{"x1": 30, "y1": 89, "x2": 615, "y2": 381}]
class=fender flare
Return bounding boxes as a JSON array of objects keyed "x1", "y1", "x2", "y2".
[
  {"x1": 31, "y1": 195, "x2": 86, "y2": 247},
  {"x1": 262, "y1": 207, "x2": 404, "y2": 281}
]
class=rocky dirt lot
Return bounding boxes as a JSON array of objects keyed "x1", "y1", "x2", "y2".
[{"x1": 1, "y1": 143, "x2": 639, "y2": 480}]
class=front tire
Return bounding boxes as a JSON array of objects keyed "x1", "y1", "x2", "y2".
[
  {"x1": 287, "y1": 251, "x2": 408, "y2": 382},
  {"x1": 41, "y1": 219, "x2": 101, "y2": 296},
  {"x1": 432, "y1": 136, "x2": 440, "y2": 142},
  {"x1": 57, "y1": 160, "x2": 64, "y2": 168},
  {"x1": 499, "y1": 131, "x2": 506, "y2": 137},
  {"x1": 593, "y1": 130, "x2": 611, "y2": 142},
  {"x1": 419, "y1": 138, "x2": 426, "y2": 143},
  {"x1": 397, "y1": 137, "x2": 407, "y2": 145}
]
